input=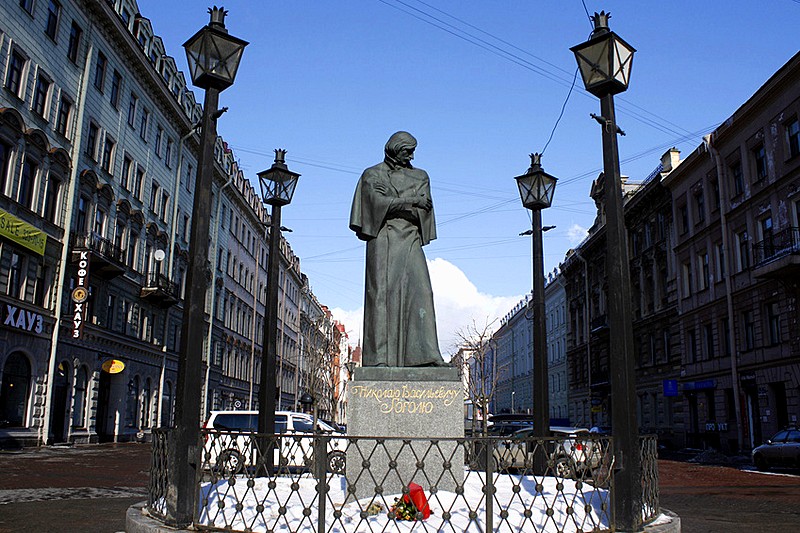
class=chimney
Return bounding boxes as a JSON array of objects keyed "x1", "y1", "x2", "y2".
[{"x1": 661, "y1": 148, "x2": 681, "y2": 173}]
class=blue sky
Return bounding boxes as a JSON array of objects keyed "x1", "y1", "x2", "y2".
[{"x1": 137, "y1": 0, "x2": 799, "y2": 351}]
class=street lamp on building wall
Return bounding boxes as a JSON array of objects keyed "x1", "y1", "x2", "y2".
[
  {"x1": 257, "y1": 149, "x2": 300, "y2": 474},
  {"x1": 515, "y1": 152, "x2": 556, "y2": 472},
  {"x1": 571, "y1": 11, "x2": 641, "y2": 532},
  {"x1": 166, "y1": 7, "x2": 247, "y2": 528}
]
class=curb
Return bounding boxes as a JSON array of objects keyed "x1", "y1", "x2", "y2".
[{"x1": 126, "y1": 501, "x2": 681, "y2": 532}]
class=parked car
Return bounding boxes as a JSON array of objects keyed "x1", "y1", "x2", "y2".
[
  {"x1": 752, "y1": 427, "x2": 800, "y2": 471},
  {"x1": 493, "y1": 426, "x2": 606, "y2": 479},
  {"x1": 203, "y1": 410, "x2": 346, "y2": 475}
]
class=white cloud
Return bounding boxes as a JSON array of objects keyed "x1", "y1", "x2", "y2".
[
  {"x1": 566, "y1": 223, "x2": 589, "y2": 245},
  {"x1": 332, "y1": 258, "x2": 524, "y2": 359}
]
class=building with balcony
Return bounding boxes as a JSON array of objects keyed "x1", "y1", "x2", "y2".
[{"x1": 0, "y1": 0, "x2": 341, "y2": 446}]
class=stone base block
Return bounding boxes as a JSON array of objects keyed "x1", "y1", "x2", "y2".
[{"x1": 345, "y1": 367, "x2": 464, "y2": 502}]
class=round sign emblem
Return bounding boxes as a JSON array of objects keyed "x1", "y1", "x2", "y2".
[
  {"x1": 101, "y1": 359, "x2": 126, "y2": 374},
  {"x1": 71, "y1": 287, "x2": 89, "y2": 303},
  {"x1": 233, "y1": 400, "x2": 242, "y2": 409}
]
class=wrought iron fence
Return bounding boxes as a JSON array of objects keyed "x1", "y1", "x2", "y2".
[
  {"x1": 753, "y1": 226, "x2": 800, "y2": 265},
  {"x1": 147, "y1": 429, "x2": 660, "y2": 532}
]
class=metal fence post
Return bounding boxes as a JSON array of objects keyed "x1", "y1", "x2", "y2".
[
  {"x1": 315, "y1": 434, "x2": 327, "y2": 532},
  {"x1": 484, "y1": 436, "x2": 493, "y2": 532}
]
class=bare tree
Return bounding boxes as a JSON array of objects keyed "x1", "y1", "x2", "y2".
[{"x1": 451, "y1": 318, "x2": 505, "y2": 437}]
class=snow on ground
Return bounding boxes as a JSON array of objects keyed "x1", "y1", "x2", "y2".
[{"x1": 195, "y1": 470, "x2": 612, "y2": 532}]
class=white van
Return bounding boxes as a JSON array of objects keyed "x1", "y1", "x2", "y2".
[{"x1": 203, "y1": 410, "x2": 346, "y2": 475}]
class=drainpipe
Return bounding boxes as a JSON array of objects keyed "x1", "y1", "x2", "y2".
[
  {"x1": 41, "y1": 32, "x2": 95, "y2": 446},
  {"x1": 201, "y1": 173, "x2": 234, "y2": 418},
  {"x1": 573, "y1": 250, "x2": 592, "y2": 426},
  {"x1": 704, "y1": 133, "x2": 745, "y2": 453},
  {"x1": 156, "y1": 123, "x2": 199, "y2": 427}
]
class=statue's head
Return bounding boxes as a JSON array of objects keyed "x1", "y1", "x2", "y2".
[{"x1": 385, "y1": 131, "x2": 417, "y2": 168}]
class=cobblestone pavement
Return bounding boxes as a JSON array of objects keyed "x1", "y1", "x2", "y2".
[
  {"x1": 659, "y1": 459, "x2": 800, "y2": 532},
  {"x1": 0, "y1": 443, "x2": 798, "y2": 532},
  {"x1": 0, "y1": 443, "x2": 150, "y2": 533}
]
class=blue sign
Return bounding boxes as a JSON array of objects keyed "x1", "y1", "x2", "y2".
[
  {"x1": 663, "y1": 379, "x2": 678, "y2": 397},
  {"x1": 683, "y1": 379, "x2": 716, "y2": 391}
]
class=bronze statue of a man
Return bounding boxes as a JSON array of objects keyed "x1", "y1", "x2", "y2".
[{"x1": 349, "y1": 131, "x2": 445, "y2": 367}]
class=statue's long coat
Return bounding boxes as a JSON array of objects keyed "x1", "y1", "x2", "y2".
[{"x1": 349, "y1": 160, "x2": 442, "y2": 367}]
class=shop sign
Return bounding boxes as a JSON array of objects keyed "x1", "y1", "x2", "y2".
[
  {"x1": 71, "y1": 251, "x2": 90, "y2": 338},
  {"x1": 0, "y1": 208, "x2": 47, "y2": 256},
  {"x1": 662, "y1": 379, "x2": 678, "y2": 397},
  {"x1": 101, "y1": 359, "x2": 125, "y2": 374},
  {"x1": 2, "y1": 303, "x2": 44, "y2": 334},
  {"x1": 683, "y1": 379, "x2": 715, "y2": 391}
]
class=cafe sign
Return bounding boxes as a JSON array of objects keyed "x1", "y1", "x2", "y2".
[
  {"x1": 71, "y1": 251, "x2": 90, "y2": 338},
  {"x1": 101, "y1": 359, "x2": 125, "y2": 374}
]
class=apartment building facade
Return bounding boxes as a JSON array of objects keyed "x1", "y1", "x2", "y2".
[{"x1": 0, "y1": 0, "x2": 339, "y2": 446}]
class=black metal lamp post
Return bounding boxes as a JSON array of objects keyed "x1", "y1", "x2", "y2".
[
  {"x1": 166, "y1": 7, "x2": 246, "y2": 528},
  {"x1": 571, "y1": 11, "x2": 642, "y2": 532},
  {"x1": 256, "y1": 149, "x2": 300, "y2": 474},
  {"x1": 515, "y1": 152, "x2": 557, "y2": 473}
]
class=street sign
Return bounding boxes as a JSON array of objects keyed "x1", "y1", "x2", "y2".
[{"x1": 663, "y1": 379, "x2": 678, "y2": 397}]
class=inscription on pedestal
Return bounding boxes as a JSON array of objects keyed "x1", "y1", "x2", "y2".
[{"x1": 346, "y1": 369, "x2": 464, "y2": 502}]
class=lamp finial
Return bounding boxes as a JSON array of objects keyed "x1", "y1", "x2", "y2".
[
  {"x1": 591, "y1": 11, "x2": 611, "y2": 36},
  {"x1": 208, "y1": 6, "x2": 228, "y2": 31},
  {"x1": 529, "y1": 153, "x2": 543, "y2": 173}
]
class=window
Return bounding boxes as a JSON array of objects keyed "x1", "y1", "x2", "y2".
[
  {"x1": 55, "y1": 94, "x2": 72, "y2": 136},
  {"x1": 688, "y1": 328, "x2": 698, "y2": 363},
  {"x1": 110, "y1": 70, "x2": 121, "y2": 108},
  {"x1": 160, "y1": 193, "x2": 169, "y2": 221},
  {"x1": 127, "y1": 93, "x2": 137, "y2": 126},
  {"x1": 155, "y1": 126, "x2": 163, "y2": 156},
  {"x1": 121, "y1": 155, "x2": 132, "y2": 190},
  {"x1": 19, "y1": 0, "x2": 34, "y2": 14},
  {"x1": 86, "y1": 122, "x2": 99, "y2": 159},
  {"x1": 127, "y1": 233, "x2": 139, "y2": 269},
  {"x1": 743, "y1": 311, "x2": 755, "y2": 351},
  {"x1": 76, "y1": 195, "x2": 89, "y2": 232},
  {"x1": 694, "y1": 189, "x2": 705, "y2": 224},
  {"x1": 711, "y1": 180, "x2": 720, "y2": 210},
  {"x1": 43, "y1": 174, "x2": 61, "y2": 223},
  {"x1": 730, "y1": 160, "x2": 744, "y2": 197},
  {"x1": 33, "y1": 262, "x2": 48, "y2": 306},
  {"x1": 787, "y1": 118, "x2": 800, "y2": 159},
  {"x1": 721, "y1": 318, "x2": 731, "y2": 356},
  {"x1": 185, "y1": 164, "x2": 193, "y2": 192},
  {"x1": 681, "y1": 261, "x2": 693, "y2": 297},
  {"x1": 19, "y1": 157, "x2": 37, "y2": 210},
  {"x1": 715, "y1": 243, "x2": 725, "y2": 279},
  {"x1": 94, "y1": 52, "x2": 107, "y2": 91},
  {"x1": 703, "y1": 324, "x2": 714, "y2": 360},
  {"x1": 32, "y1": 73, "x2": 51, "y2": 117},
  {"x1": 5, "y1": 50, "x2": 26, "y2": 97},
  {"x1": 140, "y1": 109, "x2": 149, "y2": 140},
  {"x1": 150, "y1": 182, "x2": 159, "y2": 213},
  {"x1": 759, "y1": 215, "x2": 774, "y2": 260},
  {"x1": 183, "y1": 214, "x2": 190, "y2": 242},
  {"x1": 737, "y1": 230, "x2": 750, "y2": 271},
  {"x1": 67, "y1": 21, "x2": 82, "y2": 63},
  {"x1": 133, "y1": 167, "x2": 144, "y2": 198},
  {"x1": 752, "y1": 144, "x2": 767, "y2": 181},
  {"x1": 72, "y1": 367, "x2": 88, "y2": 427},
  {"x1": 767, "y1": 302, "x2": 781, "y2": 345},
  {"x1": 0, "y1": 140, "x2": 12, "y2": 193},
  {"x1": 45, "y1": 0, "x2": 61, "y2": 41},
  {"x1": 101, "y1": 136, "x2": 115, "y2": 173},
  {"x1": 698, "y1": 252, "x2": 710, "y2": 290},
  {"x1": 165, "y1": 138, "x2": 173, "y2": 168},
  {"x1": 94, "y1": 207, "x2": 106, "y2": 237},
  {"x1": 0, "y1": 352, "x2": 31, "y2": 427},
  {"x1": 7, "y1": 251, "x2": 24, "y2": 298},
  {"x1": 679, "y1": 204, "x2": 689, "y2": 235}
]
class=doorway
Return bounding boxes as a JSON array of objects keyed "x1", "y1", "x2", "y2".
[
  {"x1": 49, "y1": 360, "x2": 70, "y2": 443},
  {"x1": 96, "y1": 369, "x2": 113, "y2": 442}
]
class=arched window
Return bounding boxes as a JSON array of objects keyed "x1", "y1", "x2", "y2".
[
  {"x1": 72, "y1": 366, "x2": 88, "y2": 428},
  {"x1": 126, "y1": 376, "x2": 139, "y2": 428},
  {"x1": 0, "y1": 353, "x2": 31, "y2": 427}
]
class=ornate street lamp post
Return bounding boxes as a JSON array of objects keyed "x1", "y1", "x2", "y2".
[
  {"x1": 257, "y1": 149, "x2": 300, "y2": 474},
  {"x1": 515, "y1": 152, "x2": 557, "y2": 473},
  {"x1": 167, "y1": 7, "x2": 247, "y2": 527},
  {"x1": 571, "y1": 11, "x2": 642, "y2": 532}
]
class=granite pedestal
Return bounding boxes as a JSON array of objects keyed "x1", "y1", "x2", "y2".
[{"x1": 345, "y1": 367, "x2": 464, "y2": 502}]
